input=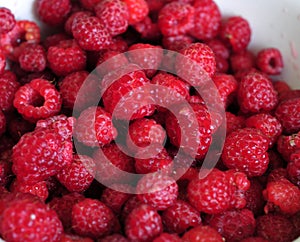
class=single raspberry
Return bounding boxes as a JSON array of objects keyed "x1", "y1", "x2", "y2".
[
  {"x1": 136, "y1": 173, "x2": 178, "y2": 210},
  {"x1": 288, "y1": 151, "x2": 300, "y2": 186},
  {"x1": 79, "y1": 0, "x2": 101, "y2": 10},
  {"x1": 237, "y1": 71, "x2": 278, "y2": 113},
  {"x1": 122, "y1": 0, "x2": 149, "y2": 25},
  {"x1": 72, "y1": 198, "x2": 115, "y2": 239},
  {"x1": 49, "y1": 192, "x2": 85, "y2": 231},
  {"x1": 60, "y1": 233, "x2": 94, "y2": 242},
  {"x1": 263, "y1": 178, "x2": 300, "y2": 214},
  {"x1": 245, "y1": 113, "x2": 282, "y2": 147},
  {"x1": 230, "y1": 50, "x2": 256, "y2": 73},
  {"x1": 74, "y1": 106, "x2": 117, "y2": 147},
  {"x1": 99, "y1": 234, "x2": 129, "y2": 242},
  {"x1": 18, "y1": 43, "x2": 47, "y2": 72},
  {"x1": 0, "y1": 193, "x2": 63, "y2": 242},
  {"x1": 162, "y1": 199, "x2": 201, "y2": 234},
  {"x1": 207, "y1": 209, "x2": 256, "y2": 242},
  {"x1": 256, "y1": 214, "x2": 297, "y2": 242},
  {"x1": 56, "y1": 154, "x2": 96, "y2": 193},
  {"x1": 153, "y1": 233, "x2": 181, "y2": 242},
  {"x1": 0, "y1": 7, "x2": 16, "y2": 34},
  {"x1": 206, "y1": 38, "x2": 230, "y2": 59},
  {"x1": 244, "y1": 178, "x2": 265, "y2": 216},
  {"x1": 47, "y1": 40, "x2": 87, "y2": 76},
  {"x1": 95, "y1": 0, "x2": 129, "y2": 36},
  {"x1": 162, "y1": 35, "x2": 194, "y2": 51},
  {"x1": 0, "y1": 71, "x2": 20, "y2": 112},
  {"x1": 72, "y1": 16, "x2": 112, "y2": 51},
  {"x1": 13, "y1": 78, "x2": 62, "y2": 122},
  {"x1": 220, "y1": 16, "x2": 251, "y2": 52},
  {"x1": 256, "y1": 48, "x2": 283, "y2": 75},
  {"x1": 165, "y1": 103, "x2": 212, "y2": 160},
  {"x1": 158, "y1": 2, "x2": 194, "y2": 37},
  {"x1": 275, "y1": 97, "x2": 300, "y2": 134},
  {"x1": 64, "y1": 11, "x2": 93, "y2": 35},
  {"x1": 125, "y1": 204, "x2": 163, "y2": 241},
  {"x1": 226, "y1": 112, "x2": 246, "y2": 135},
  {"x1": 176, "y1": 42, "x2": 216, "y2": 82},
  {"x1": 182, "y1": 225, "x2": 224, "y2": 242},
  {"x1": 276, "y1": 132, "x2": 300, "y2": 162},
  {"x1": 127, "y1": 118, "x2": 166, "y2": 152},
  {"x1": 93, "y1": 143, "x2": 135, "y2": 185},
  {"x1": 107, "y1": 36, "x2": 128, "y2": 52},
  {"x1": 190, "y1": 0, "x2": 221, "y2": 40},
  {"x1": 222, "y1": 128, "x2": 269, "y2": 177},
  {"x1": 134, "y1": 146, "x2": 173, "y2": 174}
]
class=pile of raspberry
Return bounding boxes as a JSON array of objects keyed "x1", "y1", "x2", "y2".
[{"x1": 0, "y1": 0, "x2": 300, "y2": 241}]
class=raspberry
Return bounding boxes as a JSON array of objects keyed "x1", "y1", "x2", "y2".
[
  {"x1": 162, "y1": 35, "x2": 194, "y2": 51},
  {"x1": 288, "y1": 151, "x2": 300, "y2": 186},
  {"x1": 162, "y1": 200, "x2": 201, "y2": 234},
  {"x1": 182, "y1": 225, "x2": 224, "y2": 242},
  {"x1": 56, "y1": 154, "x2": 96, "y2": 193},
  {"x1": 136, "y1": 173, "x2": 178, "y2": 210},
  {"x1": 95, "y1": 0, "x2": 129, "y2": 36},
  {"x1": 72, "y1": 198, "x2": 115, "y2": 239},
  {"x1": 256, "y1": 214, "x2": 297, "y2": 242},
  {"x1": 47, "y1": 40, "x2": 87, "y2": 76},
  {"x1": 276, "y1": 132, "x2": 300, "y2": 162},
  {"x1": 99, "y1": 234, "x2": 129, "y2": 242},
  {"x1": 0, "y1": 193, "x2": 63, "y2": 242},
  {"x1": 122, "y1": 0, "x2": 149, "y2": 25},
  {"x1": 18, "y1": 43, "x2": 47, "y2": 72},
  {"x1": 176, "y1": 42, "x2": 216, "y2": 81},
  {"x1": 226, "y1": 112, "x2": 246, "y2": 135},
  {"x1": 13, "y1": 78, "x2": 62, "y2": 122},
  {"x1": 237, "y1": 71, "x2": 278, "y2": 114},
  {"x1": 222, "y1": 128, "x2": 269, "y2": 177},
  {"x1": 158, "y1": 2, "x2": 194, "y2": 37},
  {"x1": 275, "y1": 97, "x2": 300, "y2": 134},
  {"x1": 230, "y1": 50, "x2": 256, "y2": 73},
  {"x1": 72, "y1": 16, "x2": 112, "y2": 51},
  {"x1": 206, "y1": 38, "x2": 230, "y2": 59},
  {"x1": 127, "y1": 118, "x2": 166, "y2": 151},
  {"x1": 0, "y1": 71, "x2": 20, "y2": 112},
  {"x1": 49, "y1": 192, "x2": 85, "y2": 231},
  {"x1": 93, "y1": 143, "x2": 135, "y2": 184},
  {"x1": 190, "y1": 0, "x2": 221, "y2": 40},
  {"x1": 256, "y1": 48, "x2": 283, "y2": 75},
  {"x1": 74, "y1": 106, "x2": 117, "y2": 147},
  {"x1": 220, "y1": 16, "x2": 251, "y2": 52},
  {"x1": 64, "y1": 11, "x2": 93, "y2": 35},
  {"x1": 244, "y1": 178, "x2": 264, "y2": 216},
  {"x1": 37, "y1": 0, "x2": 71, "y2": 26},
  {"x1": 263, "y1": 178, "x2": 300, "y2": 214},
  {"x1": 245, "y1": 113, "x2": 282, "y2": 147},
  {"x1": 0, "y1": 7, "x2": 16, "y2": 34},
  {"x1": 125, "y1": 204, "x2": 163, "y2": 241},
  {"x1": 208, "y1": 209, "x2": 256, "y2": 242}
]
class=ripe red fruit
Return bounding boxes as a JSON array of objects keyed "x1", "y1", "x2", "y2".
[
  {"x1": 256, "y1": 48, "x2": 283, "y2": 75},
  {"x1": 0, "y1": 7, "x2": 16, "y2": 34},
  {"x1": 122, "y1": 0, "x2": 149, "y2": 25},
  {"x1": 182, "y1": 225, "x2": 224, "y2": 242},
  {"x1": 276, "y1": 132, "x2": 300, "y2": 162}
]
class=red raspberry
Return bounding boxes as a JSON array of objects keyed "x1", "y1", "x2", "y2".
[
  {"x1": 136, "y1": 173, "x2": 178, "y2": 210},
  {"x1": 206, "y1": 38, "x2": 230, "y2": 59},
  {"x1": 18, "y1": 43, "x2": 47, "y2": 72},
  {"x1": 176, "y1": 42, "x2": 216, "y2": 82},
  {"x1": 125, "y1": 204, "x2": 163, "y2": 241},
  {"x1": 222, "y1": 128, "x2": 269, "y2": 177},
  {"x1": 263, "y1": 178, "x2": 300, "y2": 214},
  {"x1": 72, "y1": 16, "x2": 112, "y2": 51},
  {"x1": 12, "y1": 127, "x2": 73, "y2": 185},
  {"x1": 0, "y1": 193, "x2": 63, "y2": 242},
  {"x1": 74, "y1": 106, "x2": 117, "y2": 147},
  {"x1": 47, "y1": 40, "x2": 87, "y2": 76},
  {"x1": 276, "y1": 132, "x2": 300, "y2": 162},
  {"x1": 158, "y1": 2, "x2": 194, "y2": 37},
  {"x1": 93, "y1": 143, "x2": 135, "y2": 184},
  {"x1": 245, "y1": 113, "x2": 282, "y2": 147},
  {"x1": 95, "y1": 0, "x2": 129, "y2": 36},
  {"x1": 208, "y1": 209, "x2": 256, "y2": 242},
  {"x1": 165, "y1": 103, "x2": 212, "y2": 160},
  {"x1": 256, "y1": 48, "x2": 283, "y2": 75},
  {"x1": 230, "y1": 50, "x2": 256, "y2": 73},
  {"x1": 0, "y1": 7, "x2": 16, "y2": 34},
  {"x1": 60, "y1": 233, "x2": 94, "y2": 242},
  {"x1": 162, "y1": 35, "x2": 194, "y2": 51},
  {"x1": 288, "y1": 151, "x2": 300, "y2": 186},
  {"x1": 72, "y1": 198, "x2": 115, "y2": 239},
  {"x1": 275, "y1": 97, "x2": 300, "y2": 134},
  {"x1": 99, "y1": 234, "x2": 129, "y2": 242},
  {"x1": 256, "y1": 214, "x2": 297, "y2": 242},
  {"x1": 56, "y1": 154, "x2": 96, "y2": 193},
  {"x1": 237, "y1": 71, "x2": 278, "y2": 114},
  {"x1": 122, "y1": 0, "x2": 149, "y2": 25},
  {"x1": 226, "y1": 112, "x2": 246, "y2": 135},
  {"x1": 49, "y1": 192, "x2": 85, "y2": 231},
  {"x1": 162, "y1": 199, "x2": 201, "y2": 234},
  {"x1": 135, "y1": 146, "x2": 173, "y2": 174},
  {"x1": 182, "y1": 225, "x2": 224, "y2": 242},
  {"x1": 190, "y1": 0, "x2": 221, "y2": 40},
  {"x1": 220, "y1": 16, "x2": 251, "y2": 52},
  {"x1": 79, "y1": 0, "x2": 101, "y2": 10},
  {"x1": 244, "y1": 178, "x2": 264, "y2": 216},
  {"x1": 13, "y1": 78, "x2": 62, "y2": 122},
  {"x1": 64, "y1": 11, "x2": 93, "y2": 35},
  {"x1": 0, "y1": 71, "x2": 20, "y2": 112},
  {"x1": 127, "y1": 118, "x2": 166, "y2": 151}
]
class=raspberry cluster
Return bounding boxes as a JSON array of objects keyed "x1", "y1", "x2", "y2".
[{"x1": 0, "y1": 1, "x2": 299, "y2": 242}]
